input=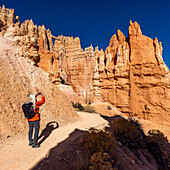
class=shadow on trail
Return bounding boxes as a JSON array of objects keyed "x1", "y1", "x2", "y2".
[
  {"x1": 31, "y1": 115, "x2": 170, "y2": 170},
  {"x1": 101, "y1": 114, "x2": 145, "y2": 136},
  {"x1": 38, "y1": 121, "x2": 59, "y2": 145},
  {"x1": 32, "y1": 129, "x2": 89, "y2": 170},
  {"x1": 100, "y1": 114, "x2": 122, "y2": 126}
]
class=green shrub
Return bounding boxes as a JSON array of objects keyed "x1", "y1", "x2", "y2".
[
  {"x1": 71, "y1": 101, "x2": 75, "y2": 108},
  {"x1": 146, "y1": 129, "x2": 170, "y2": 169},
  {"x1": 89, "y1": 152, "x2": 116, "y2": 170},
  {"x1": 77, "y1": 103, "x2": 84, "y2": 111},
  {"x1": 107, "y1": 105, "x2": 112, "y2": 110},
  {"x1": 110, "y1": 118, "x2": 143, "y2": 149},
  {"x1": 74, "y1": 102, "x2": 79, "y2": 108},
  {"x1": 71, "y1": 101, "x2": 84, "y2": 111},
  {"x1": 84, "y1": 106, "x2": 96, "y2": 113},
  {"x1": 84, "y1": 128, "x2": 118, "y2": 169},
  {"x1": 85, "y1": 128, "x2": 116, "y2": 159},
  {"x1": 71, "y1": 102, "x2": 96, "y2": 112}
]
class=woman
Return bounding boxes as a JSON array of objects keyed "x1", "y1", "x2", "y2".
[{"x1": 28, "y1": 92, "x2": 45, "y2": 148}]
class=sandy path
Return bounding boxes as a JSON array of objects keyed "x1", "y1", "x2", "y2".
[{"x1": 0, "y1": 112, "x2": 108, "y2": 170}]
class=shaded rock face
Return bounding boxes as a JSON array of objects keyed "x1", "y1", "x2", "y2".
[{"x1": 0, "y1": 6, "x2": 169, "y2": 126}]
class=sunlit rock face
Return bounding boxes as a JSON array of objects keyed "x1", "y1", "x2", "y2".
[
  {"x1": 0, "y1": 5, "x2": 169, "y2": 126},
  {"x1": 34, "y1": 20, "x2": 170, "y2": 126},
  {"x1": 0, "y1": 5, "x2": 15, "y2": 27},
  {"x1": 92, "y1": 20, "x2": 170, "y2": 126},
  {"x1": 51, "y1": 35, "x2": 96, "y2": 102},
  {"x1": 127, "y1": 21, "x2": 170, "y2": 125},
  {"x1": 93, "y1": 30, "x2": 130, "y2": 111}
]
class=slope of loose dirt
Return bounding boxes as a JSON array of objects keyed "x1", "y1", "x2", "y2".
[
  {"x1": 57, "y1": 84, "x2": 85, "y2": 105},
  {"x1": 0, "y1": 36, "x2": 78, "y2": 139}
]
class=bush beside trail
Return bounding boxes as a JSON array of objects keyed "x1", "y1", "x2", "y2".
[
  {"x1": 83, "y1": 117, "x2": 170, "y2": 170},
  {"x1": 146, "y1": 129, "x2": 170, "y2": 169},
  {"x1": 70, "y1": 101, "x2": 170, "y2": 169},
  {"x1": 110, "y1": 118, "x2": 144, "y2": 149},
  {"x1": 85, "y1": 128, "x2": 118, "y2": 169},
  {"x1": 84, "y1": 106, "x2": 97, "y2": 113},
  {"x1": 71, "y1": 102, "x2": 84, "y2": 111},
  {"x1": 71, "y1": 101, "x2": 97, "y2": 113}
]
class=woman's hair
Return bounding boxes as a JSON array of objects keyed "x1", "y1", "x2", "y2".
[{"x1": 29, "y1": 94, "x2": 36, "y2": 109}]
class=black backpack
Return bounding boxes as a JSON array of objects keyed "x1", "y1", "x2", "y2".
[{"x1": 22, "y1": 102, "x2": 35, "y2": 119}]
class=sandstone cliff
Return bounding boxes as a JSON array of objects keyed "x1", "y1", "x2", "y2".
[
  {"x1": 0, "y1": 5, "x2": 169, "y2": 126},
  {"x1": 93, "y1": 21, "x2": 170, "y2": 126}
]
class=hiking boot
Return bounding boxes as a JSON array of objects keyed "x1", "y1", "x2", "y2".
[
  {"x1": 32, "y1": 144, "x2": 40, "y2": 148},
  {"x1": 28, "y1": 140, "x2": 33, "y2": 146}
]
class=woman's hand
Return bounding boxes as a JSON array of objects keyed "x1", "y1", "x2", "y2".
[{"x1": 36, "y1": 92, "x2": 41, "y2": 97}]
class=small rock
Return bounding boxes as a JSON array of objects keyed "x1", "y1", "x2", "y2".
[
  {"x1": 117, "y1": 141, "x2": 122, "y2": 147},
  {"x1": 58, "y1": 156, "x2": 66, "y2": 161},
  {"x1": 58, "y1": 156, "x2": 62, "y2": 161},
  {"x1": 130, "y1": 159, "x2": 135, "y2": 164}
]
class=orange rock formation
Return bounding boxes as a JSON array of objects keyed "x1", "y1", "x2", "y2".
[{"x1": 0, "y1": 6, "x2": 169, "y2": 126}]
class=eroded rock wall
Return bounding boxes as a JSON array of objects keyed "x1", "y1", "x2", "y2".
[
  {"x1": 0, "y1": 5, "x2": 169, "y2": 125},
  {"x1": 0, "y1": 5, "x2": 15, "y2": 27},
  {"x1": 93, "y1": 21, "x2": 170, "y2": 126},
  {"x1": 54, "y1": 36, "x2": 96, "y2": 102},
  {"x1": 128, "y1": 21, "x2": 170, "y2": 125}
]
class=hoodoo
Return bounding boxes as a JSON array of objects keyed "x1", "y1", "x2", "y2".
[{"x1": 0, "y1": 5, "x2": 169, "y2": 127}]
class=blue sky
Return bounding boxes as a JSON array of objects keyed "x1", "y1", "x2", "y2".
[{"x1": 1, "y1": 0, "x2": 170, "y2": 68}]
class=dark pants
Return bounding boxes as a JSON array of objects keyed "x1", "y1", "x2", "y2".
[{"x1": 28, "y1": 120, "x2": 40, "y2": 145}]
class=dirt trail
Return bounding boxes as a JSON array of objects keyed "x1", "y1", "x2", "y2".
[{"x1": 0, "y1": 112, "x2": 108, "y2": 170}]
